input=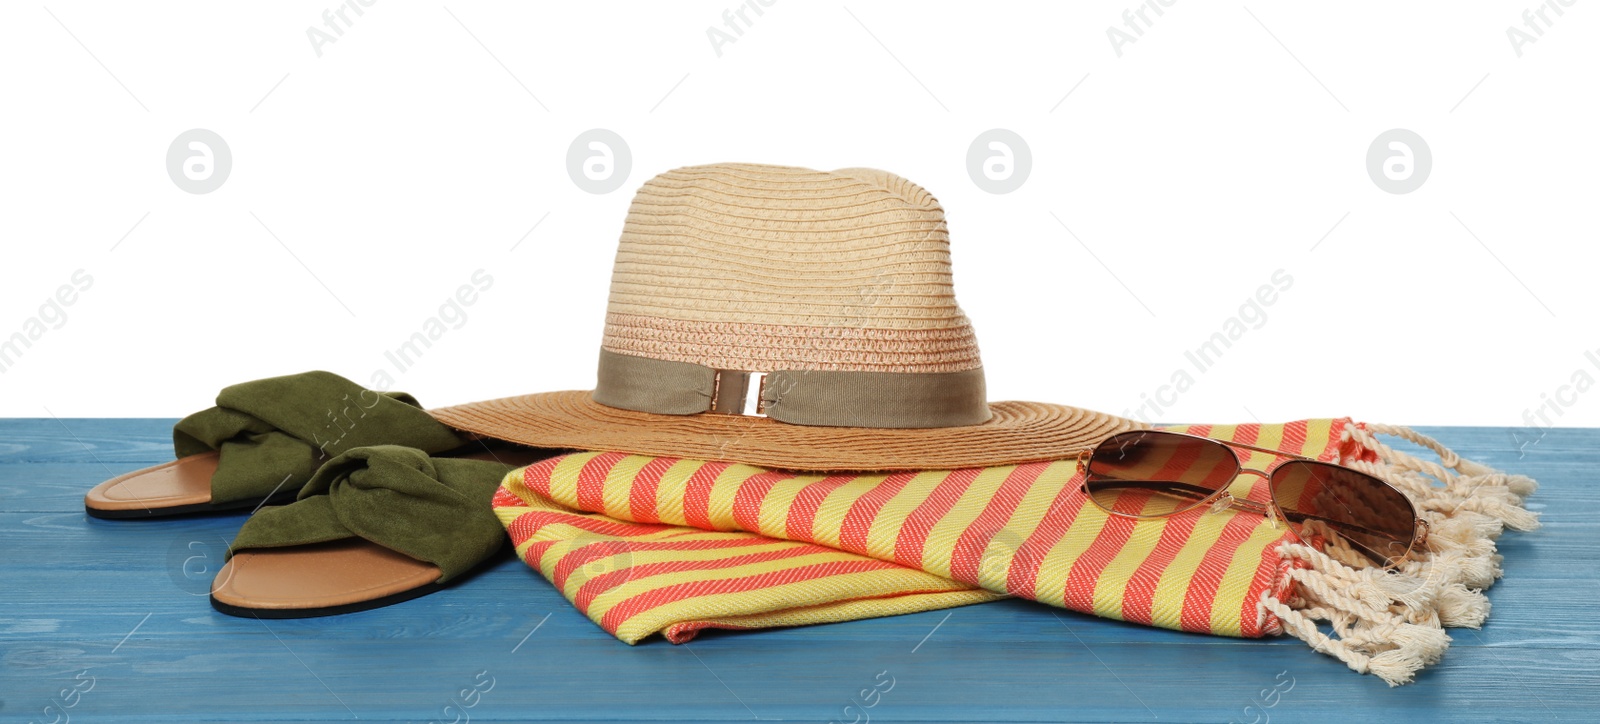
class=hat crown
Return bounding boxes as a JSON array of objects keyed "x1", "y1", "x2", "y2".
[{"x1": 602, "y1": 163, "x2": 981, "y2": 374}]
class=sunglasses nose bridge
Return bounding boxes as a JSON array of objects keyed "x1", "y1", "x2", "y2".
[{"x1": 1236, "y1": 467, "x2": 1270, "y2": 480}]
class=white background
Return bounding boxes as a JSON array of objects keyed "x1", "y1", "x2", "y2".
[{"x1": 2, "y1": 2, "x2": 1595, "y2": 437}]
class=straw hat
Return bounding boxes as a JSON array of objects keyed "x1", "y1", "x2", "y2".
[{"x1": 431, "y1": 163, "x2": 1138, "y2": 470}]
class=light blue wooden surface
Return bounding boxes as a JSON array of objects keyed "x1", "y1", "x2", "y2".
[{"x1": 0, "y1": 419, "x2": 1592, "y2": 723}]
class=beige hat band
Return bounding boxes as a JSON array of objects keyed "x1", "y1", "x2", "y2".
[
  {"x1": 602, "y1": 313, "x2": 981, "y2": 373},
  {"x1": 592, "y1": 349, "x2": 991, "y2": 429}
]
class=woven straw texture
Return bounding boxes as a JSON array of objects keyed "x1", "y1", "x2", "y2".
[
  {"x1": 435, "y1": 392, "x2": 1137, "y2": 471},
  {"x1": 431, "y1": 162, "x2": 1142, "y2": 469},
  {"x1": 603, "y1": 163, "x2": 978, "y2": 373}
]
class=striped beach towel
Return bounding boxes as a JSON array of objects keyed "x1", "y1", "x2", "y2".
[{"x1": 492, "y1": 419, "x2": 1536, "y2": 685}]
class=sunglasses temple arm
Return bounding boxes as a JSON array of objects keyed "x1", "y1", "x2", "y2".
[
  {"x1": 1079, "y1": 478, "x2": 1222, "y2": 504},
  {"x1": 1224, "y1": 439, "x2": 1319, "y2": 462},
  {"x1": 1279, "y1": 512, "x2": 1417, "y2": 542}
]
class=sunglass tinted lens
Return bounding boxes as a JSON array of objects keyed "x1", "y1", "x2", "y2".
[
  {"x1": 1085, "y1": 432, "x2": 1238, "y2": 516},
  {"x1": 1270, "y1": 462, "x2": 1417, "y2": 567}
]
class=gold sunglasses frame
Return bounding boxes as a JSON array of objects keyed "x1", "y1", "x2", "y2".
[{"x1": 1075, "y1": 430, "x2": 1430, "y2": 570}]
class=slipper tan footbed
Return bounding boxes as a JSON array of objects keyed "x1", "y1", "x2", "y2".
[
  {"x1": 86, "y1": 371, "x2": 473, "y2": 519},
  {"x1": 210, "y1": 540, "x2": 443, "y2": 617},
  {"x1": 208, "y1": 446, "x2": 549, "y2": 618},
  {"x1": 82, "y1": 452, "x2": 256, "y2": 517}
]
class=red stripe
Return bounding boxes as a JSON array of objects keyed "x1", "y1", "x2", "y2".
[
  {"x1": 1117, "y1": 499, "x2": 1204, "y2": 625},
  {"x1": 556, "y1": 536, "x2": 797, "y2": 591},
  {"x1": 837, "y1": 472, "x2": 915, "y2": 556},
  {"x1": 575, "y1": 451, "x2": 628, "y2": 514},
  {"x1": 556, "y1": 534, "x2": 806, "y2": 586},
  {"x1": 1279, "y1": 419, "x2": 1309, "y2": 457},
  {"x1": 1289, "y1": 419, "x2": 1347, "y2": 520},
  {"x1": 892, "y1": 468, "x2": 981, "y2": 568},
  {"x1": 523, "y1": 539, "x2": 559, "y2": 567},
  {"x1": 658, "y1": 589, "x2": 970, "y2": 644},
  {"x1": 663, "y1": 621, "x2": 753, "y2": 644},
  {"x1": 628, "y1": 457, "x2": 679, "y2": 524},
  {"x1": 1060, "y1": 487, "x2": 1148, "y2": 613},
  {"x1": 553, "y1": 540, "x2": 636, "y2": 590},
  {"x1": 1004, "y1": 469, "x2": 1088, "y2": 599},
  {"x1": 783, "y1": 474, "x2": 857, "y2": 542},
  {"x1": 505, "y1": 510, "x2": 546, "y2": 546},
  {"x1": 573, "y1": 545, "x2": 826, "y2": 610},
  {"x1": 1226, "y1": 423, "x2": 1272, "y2": 503},
  {"x1": 682, "y1": 461, "x2": 732, "y2": 530},
  {"x1": 519, "y1": 455, "x2": 567, "y2": 500},
  {"x1": 948, "y1": 463, "x2": 1047, "y2": 586},
  {"x1": 1155, "y1": 423, "x2": 1210, "y2": 485},
  {"x1": 732, "y1": 470, "x2": 794, "y2": 534},
  {"x1": 1181, "y1": 424, "x2": 1243, "y2": 496},
  {"x1": 1238, "y1": 539, "x2": 1287, "y2": 637},
  {"x1": 594, "y1": 536, "x2": 785, "y2": 553},
  {"x1": 599, "y1": 559, "x2": 905, "y2": 634},
  {"x1": 1178, "y1": 512, "x2": 1263, "y2": 633},
  {"x1": 491, "y1": 486, "x2": 522, "y2": 509},
  {"x1": 508, "y1": 509, "x2": 682, "y2": 539}
]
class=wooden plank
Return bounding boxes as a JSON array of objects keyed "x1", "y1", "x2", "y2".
[
  {"x1": 0, "y1": 420, "x2": 1592, "y2": 722},
  {"x1": 0, "y1": 418, "x2": 172, "y2": 465}
]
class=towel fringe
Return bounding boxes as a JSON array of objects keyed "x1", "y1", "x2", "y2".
[{"x1": 1262, "y1": 422, "x2": 1538, "y2": 686}]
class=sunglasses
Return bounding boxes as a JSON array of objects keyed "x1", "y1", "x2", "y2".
[{"x1": 1077, "y1": 430, "x2": 1429, "y2": 569}]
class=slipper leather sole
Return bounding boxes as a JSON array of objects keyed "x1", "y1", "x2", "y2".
[
  {"x1": 83, "y1": 452, "x2": 299, "y2": 519},
  {"x1": 210, "y1": 539, "x2": 445, "y2": 618}
]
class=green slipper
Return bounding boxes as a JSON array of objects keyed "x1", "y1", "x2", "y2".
[
  {"x1": 85, "y1": 371, "x2": 466, "y2": 518},
  {"x1": 209, "y1": 444, "x2": 539, "y2": 618}
]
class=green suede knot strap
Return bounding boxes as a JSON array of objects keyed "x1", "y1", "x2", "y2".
[
  {"x1": 172, "y1": 371, "x2": 464, "y2": 505},
  {"x1": 229, "y1": 446, "x2": 516, "y2": 582}
]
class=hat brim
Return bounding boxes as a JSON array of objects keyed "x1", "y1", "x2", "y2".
[{"x1": 429, "y1": 390, "x2": 1143, "y2": 471}]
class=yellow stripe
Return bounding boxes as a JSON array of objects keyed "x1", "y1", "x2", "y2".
[
  {"x1": 1090, "y1": 513, "x2": 1169, "y2": 621},
  {"x1": 917, "y1": 465, "x2": 1016, "y2": 579},
  {"x1": 703, "y1": 463, "x2": 766, "y2": 531},
  {"x1": 1305, "y1": 418, "x2": 1335, "y2": 459},
  {"x1": 599, "y1": 538, "x2": 803, "y2": 569},
  {"x1": 862, "y1": 470, "x2": 947, "y2": 561},
  {"x1": 1147, "y1": 502, "x2": 1235, "y2": 631},
  {"x1": 652, "y1": 458, "x2": 705, "y2": 526},
  {"x1": 1230, "y1": 423, "x2": 1284, "y2": 498},
  {"x1": 755, "y1": 473, "x2": 828, "y2": 539},
  {"x1": 553, "y1": 537, "x2": 811, "y2": 598},
  {"x1": 497, "y1": 469, "x2": 534, "y2": 507},
  {"x1": 601, "y1": 455, "x2": 653, "y2": 520},
  {"x1": 496, "y1": 505, "x2": 528, "y2": 533},
  {"x1": 543, "y1": 452, "x2": 600, "y2": 508},
  {"x1": 516, "y1": 527, "x2": 788, "y2": 560},
  {"x1": 526, "y1": 527, "x2": 694, "y2": 574},
  {"x1": 653, "y1": 589, "x2": 1003, "y2": 645},
  {"x1": 582, "y1": 549, "x2": 870, "y2": 622},
  {"x1": 611, "y1": 567, "x2": 982, "y2": 645},
  {"x1": 1207, "y1": 423, "x2": 1237, "y2": 456},
  {"x1": 807, "y1": 474, "x2": 889, "y2": 548},
  {"x1": 1031, "y1": 499, "x2": 1109, "y2": 607},
  {"x1": 973, "y1": 464, "x2": 1063, "y2": 592},
  {"x1": 1207, "y1": 520, "x2": 1282, "y2": 636}
]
